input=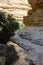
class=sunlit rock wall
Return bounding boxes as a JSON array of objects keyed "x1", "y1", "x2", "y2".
[{"x1": 0, "y1": 0, "x2": 31, "y2": 23}]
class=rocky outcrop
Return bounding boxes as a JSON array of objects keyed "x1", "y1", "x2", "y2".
[
  {"x1": 0, "y1": 0, "x2": 43, "y2": 26},
  {"x1": 24, "y1": 9, "x2": 43, "y2": 26},
  {"x1": 11, "y1": 27, "x2": 43, "y2": 65},
  {"x1": 18, "y1": 27, "x2": 43, "y2": 46},
  {"x1": 0, "y1": 0, "x2": 31, "y2": 23},
  {"x1": 23, "y1": 0, "x2": 43, "y2": 26},
  {"x1": 28, "y1": 0, "x2": 43, "y2": 9}
]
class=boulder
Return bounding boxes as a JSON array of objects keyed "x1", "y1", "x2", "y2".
[
  {"x1": 11, "y1": 27, "x2": 43, "y2": 65},
  {"x1": 19, "y1": 27, "x2": 43, "y2": 46}
]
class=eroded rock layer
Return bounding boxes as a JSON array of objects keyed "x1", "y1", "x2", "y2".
[
  {"x1": 0, "y1": 0, "x2": 31, "y2": 23},
  {"x1": 24, "y1": 0, "x2": 43, "y2": 26}
]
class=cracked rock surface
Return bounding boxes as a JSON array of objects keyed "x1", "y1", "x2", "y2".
[{"x1": 11, "y1": 27, "x2": 43, "y2": 65}]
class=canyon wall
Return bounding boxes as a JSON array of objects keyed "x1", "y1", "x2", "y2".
[
  {"x1": 23, "y1": 0, "x2": 43, "y2": 26},
  {"x1": 0, "y1": 0, "x2": 31, "y2": 23},
  {"x1": 0, "y1": 0, "x2": 43, "y2": 26}
]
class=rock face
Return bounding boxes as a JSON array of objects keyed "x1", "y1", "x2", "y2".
[
  {"x1": 28, "y1": 0, "x2": 43, "y2": 9},
  {"x1": 0, "y1": 0, "x2": 31, "y2": 23},
  {"x1": 23, "y1": 0, "x2": 43, "y2": 26},
  {"x1": 0, "y1": 0, "x2": 43, "y2": 26},
  {"x1": 28, "y1": 0, "x2": 37, "y2": 8},
  {"x1": 11, "y1": 27, "x2": 43, "y2": 65},
  {"x1": 19, "y1": 27, "x2": 43, "y2": 46}
]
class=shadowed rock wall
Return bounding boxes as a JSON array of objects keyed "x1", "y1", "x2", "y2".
[{"x1": 23, "y1": 0, "x2": 43, "y2": 26}]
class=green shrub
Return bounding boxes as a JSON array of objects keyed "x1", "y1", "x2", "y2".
[{"x1": 0, "y1": 11, "x2": 19, "y2": 43}]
